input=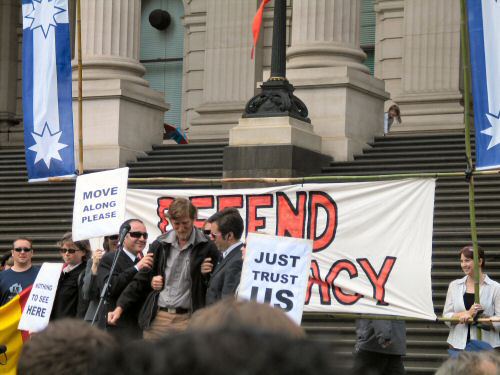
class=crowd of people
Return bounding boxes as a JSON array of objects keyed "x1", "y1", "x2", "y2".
[{"x1": 1, "y1": 197, "x2": 499, "y2": 374}]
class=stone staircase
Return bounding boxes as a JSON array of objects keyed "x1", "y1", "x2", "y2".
[
  {"x1": 1, "y1": 132, "x2": 499, "y2": 374},
  {"x1": 0, "y1": 143, "x2": 225, "y2": 258},
  {"x1": 301, "y1": 131, "x2": 500, "y2": 374}
]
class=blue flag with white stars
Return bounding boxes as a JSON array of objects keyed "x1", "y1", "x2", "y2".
[
  {"x1": 467, "y1": 0, "x2": 500, "y2": 170},
  {"x1": 22, "y1": 0, "x2": 75, "y2": 181}
]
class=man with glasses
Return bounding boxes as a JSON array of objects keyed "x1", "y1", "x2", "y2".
[
  {"x1": 108, "y1": 198, "x2": 219, "y2": 340},
  {"x1": 97, "y1": 219, "x2": 154, "y2": 339},
  {"x1": 0, "y1": 237, "x2": 40, "y2": 306},
  {"x1": 202, "y1": 208, "x2": 244, "y2": 305}
]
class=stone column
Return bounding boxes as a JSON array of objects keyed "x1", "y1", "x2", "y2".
[
  {"x1": 286, "y1": 0, "x2": 388, "y2": 161},
  {"x1": 182, "y1": 0, "x2": 207, "y2": 134},
  {"x1": 373, "y1": 0, "x2": 404, "y2": 101},
  {"x1": 188, "y1": 0, "x2": 260, "y2": 141},
  {"x1": 74, "y1": 0, "x2": 168, "y2": 169},
  {"x1": 393, "y1": 0, "x2": 462, "y2": 131},
  {"x1": 0, "y1": 0, "x2": 20, "y2": 145},
  {"x1": 287, "y1": 0, "x2": 369, "y2": 73}
]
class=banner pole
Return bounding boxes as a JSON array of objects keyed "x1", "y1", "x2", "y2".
[
  {"x1": 76, "y1": 0, "x2": 84, "y2": 175},
  {"x1": 460, "y1": 0, "x2": 482, "y2": 339},
  {"x1": 304, "y1": 312, "x2": 500, "y2": 324},
  {"x1": 46, "y1": 168, "x2": 500, "y2": 184}
]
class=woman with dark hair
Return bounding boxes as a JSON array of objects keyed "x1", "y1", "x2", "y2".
[
  {"x1": 51, "y1": 232, "x2": 91, "y2": 319},
  {"x1": 442, "y1": 246, "x2": 500, "y2": 351},
  {"x1": 82, "y1": 234, "x2": 119, "y2": 322},
  {"x1": 384, "y1": 104, "x2": 402, "y2": 134}
]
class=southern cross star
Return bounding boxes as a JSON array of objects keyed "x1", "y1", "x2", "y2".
[
  {"x1": 24, "y1": 0, "x2": 66, "y2": 38},
  {"x1": 481, "y1": 112, "x2": 500, "y2": 150},
  {"x1": 29, "y1": 124, "x2": 68, "y2": 168}
]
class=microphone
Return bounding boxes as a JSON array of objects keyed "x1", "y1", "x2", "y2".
[
  {"x1": 0, "y1": 345, "x2": 6, "y2": 355},
  {"x1": 118, "y1": 223, "x2": 131, "y2": 245}
]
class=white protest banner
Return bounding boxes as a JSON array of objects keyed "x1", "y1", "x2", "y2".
[
  {"x1": 126, "y1": 179, "x2": 436, "y2": 320},
  {"x1": 73, "y1": 167, "x2": 129, "y2": 241},
  {"x1": 238, "y1": 233, "x2": 313, "y2": 324},
  {"x1": 18, "y1": 263, "x2": 63, "y2": 332}
]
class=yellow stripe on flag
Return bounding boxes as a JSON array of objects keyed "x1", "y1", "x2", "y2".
[{"x1": 0, "y1": 287, "x2": 31, "y2": 374}]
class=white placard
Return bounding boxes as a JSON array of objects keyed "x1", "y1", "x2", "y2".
[
  {"x1": 18, "y1": 263, "x2": 63, "y2": 332},
  {"x1": 72, "y1": 168, "x2": 129, "y2": 241},
  {"x1": 238, "y1": 233, "x2": 313, "y2": 324}
]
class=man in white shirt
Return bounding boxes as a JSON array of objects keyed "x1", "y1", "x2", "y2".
[{"x1": 202, "y1": 208, "x2": 244, "y2": 305}]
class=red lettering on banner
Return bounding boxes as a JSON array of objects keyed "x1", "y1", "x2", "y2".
[
  {"x1": 276, "y1": 192, "x2": 307, "y2": 239},
  {"x1": 156, "y1": 197, "x2": 175, "y2": 233},
  {"x1": 357, "y1": 257, "x2": 396, "y2": 306},
  {"x1": 305, "y1": 260, "x2": 331, "y2": 305},
  {"x1": 190, "y1": 196, "x2": 215, "y2": 228},
  {"x1": 217, "y1": 195, "x2": 244, "y2": 211},
  {"x1": 325, "y1": 260, "x2": 362, "y2": 305},
  {"x1": 308, "y1": 191, "x2": 338, "y2": 252},
  {"x1": 246, "y1": 194, "x2": 273, "y2": 235}
]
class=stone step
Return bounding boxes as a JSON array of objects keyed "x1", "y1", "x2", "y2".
[
  {"x1": 130, "y1": 158, "x2": 223, "y2": 167},
  {"x1": 339, "y1": 155, "x2": 467, "y2": 166},
  {"x1": 128, "y1": 170, "x2": 223, "y2": 178},
  {"x1": 127, "y1": 164, "x2": 223, "y2": 173}
]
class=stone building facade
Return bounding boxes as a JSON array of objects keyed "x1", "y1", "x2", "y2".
[{"x1": 0, "y1": 0, "x2": 463, "y2": 169}]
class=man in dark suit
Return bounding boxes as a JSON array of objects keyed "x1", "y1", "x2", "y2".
[
  {"x1": 96, "y1": 219, "x2": 153, "y2": 340},
  {"x1": 202, "y1": 208, "x2": 244, "y2": 305}
]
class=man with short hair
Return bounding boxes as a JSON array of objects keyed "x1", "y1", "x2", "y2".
[
  {"x1": 202, "y1": 208, "x2": 244, "y2": 305},
  {"x1": 108, "y1": 198, "x2": 219, "y2": 340},
  {"x1": 97, "y1": 219, "x2": 154, "y2": 339},
  {"x1": 0, "y1": 238, "x2": 40, "y2": 306}
]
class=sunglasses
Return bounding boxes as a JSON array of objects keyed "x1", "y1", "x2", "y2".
[
  {"x1": 129, "y1": 231, "x2": 148, "y2": 240},
  {"x1": 14, "y1": 247, "x2": 32, "y2": 253},
  {"x1": 60, "y1": 248, "x2": 79, "y2": 254},
  {"x1": 108, "y1": 235, "x2": 119, "y2": 241}
]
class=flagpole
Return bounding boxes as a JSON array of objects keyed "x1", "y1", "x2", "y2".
[
  {"x1": 460, "y1": 0, "x2": 482, "y2": 339},
  {"x1": 76, "y1": 0, "x2": 84, "y2": 175}
]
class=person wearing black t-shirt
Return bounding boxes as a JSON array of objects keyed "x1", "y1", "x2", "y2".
[{"x1": 0, "y1": 237, "x2": 40, "y2": 306}]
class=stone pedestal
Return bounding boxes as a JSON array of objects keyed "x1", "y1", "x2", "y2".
[
  {"x1": 230, "y1": 116, "x2": 322, "y2": 151},
  {"x1": 74, "y1": 0, "x2": 167, "y2": 169},
  {"x1": 287, "y1": 66, "x2": 388, "y2": 161},
  {"x1": 0, "y1": 0, "x2": 21, "y2": 146},
  {"x1": 189, "y1": 0, "x2": 260, "y2": 141},
  {"x1": 391, "y1": 0, "x2": 463, "y2": 131},
  {"x1": 286, "y1": 0, "x2": 389, "y2": 161}
]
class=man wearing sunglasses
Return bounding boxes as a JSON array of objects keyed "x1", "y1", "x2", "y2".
[
  {"x1": 0, "y1": 238, "x2": 40, "y2": 306},
  {"x1": 202, "y1": 208, "x2": 244, "y2": 306},
  {"x1": 97, "y1": 219, "x2": 154, "y2": 339},
  {"x1": 108, "y1": 198, "x2": 219, "y2": 340}
]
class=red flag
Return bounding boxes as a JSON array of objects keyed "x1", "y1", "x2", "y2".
[{"x1": 251, "y1": 0, "x2": 271, "y2": 59}]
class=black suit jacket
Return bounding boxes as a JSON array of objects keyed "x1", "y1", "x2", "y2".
[
  {"x1": 206, "y1": 244, "x2": 243, "y2": 306},
  {"x1": 96, "y1": 250, "x2": 142, "y2": 340}
]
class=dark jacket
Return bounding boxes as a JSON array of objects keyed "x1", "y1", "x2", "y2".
[
  {"x1": 117, "y1": 228, "x2": 219, "y2": 329},
  {"x1": 51, "y1": 262, "x2": 86, "y2": 320},
  {"x1": 82, "y1": 258, "x2": 101, "y2": 321},
  {"x1": 97, "y1": 250, "x2": 143, "y2": 339},
  {"x1": 206, "y1": 244, "x2": 243, "y2": 306},
  {"x1": 355, "y1": 319, "x2": 406, "y2": 356}
]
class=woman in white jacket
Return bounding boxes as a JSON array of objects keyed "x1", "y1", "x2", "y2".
[{"x1": 443, "y1": 245, "x2": 500, "y2": 350}]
